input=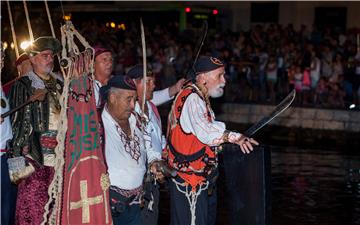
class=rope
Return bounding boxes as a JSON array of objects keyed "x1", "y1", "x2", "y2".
[
  {"x1": 44, "y1": 0, "x2": 56, "y2": 38},
  {"x1": 172, "y1": 179, "x2": 209, "y2": 225},
  {"x1": 59, "y1": 0, "x2": 65, "y2": 20},
  {"x1": 6, "y1": 0, "x2": 19, "y2": 59},
  {"x1": 41, "y1": 24, "x2": 69, "y2": 225},
  {"x1": 41, "y1": 20, "x2": 95, "y2": 225},
  {"x1": 23, "y1": 0, "x2": 34, "y2": 42}
]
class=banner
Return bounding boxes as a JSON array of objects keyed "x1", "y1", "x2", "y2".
[{"x1": 60, "y1": 75, "x2": 111, "y2": 225}]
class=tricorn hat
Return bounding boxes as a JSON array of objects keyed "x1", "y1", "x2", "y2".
[{"x1": 25, "y1": 36, "x2": 61, "y2": 56}]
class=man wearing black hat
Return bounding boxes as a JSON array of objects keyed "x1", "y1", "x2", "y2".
[
  {"x1": 8, "y1": 36, "x2": 63, "y2": 225},
  {"x1": 164, "y1": 56, "x2": 259, "y2": 225},
  {"x1": 100, "y1": 75, "x2": 161, "y2": 225},
  {"x1": 126, "y1": 64, "x2": 170, "y2": 225}
]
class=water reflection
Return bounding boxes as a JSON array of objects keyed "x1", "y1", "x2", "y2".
[
  {"x1": 271, "y1": 147, "x2": 360, "y2": 225},
  {"x1": 158, "y1": 144, "x2": 360, "y2": 225}
]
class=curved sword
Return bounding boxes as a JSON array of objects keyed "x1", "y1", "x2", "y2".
[
  {"x1": 140, "y1": 18, "x2": 147, "y2": 115},
  {"x1": 186, "y1": 20, "x2": 208, "y2": 80},
  {"x1": 244, "y1": 89, "x2": 296, "y2": 137}
]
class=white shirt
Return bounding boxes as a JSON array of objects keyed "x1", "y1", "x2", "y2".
[
  {"x1": 135, "y1": 102, "x2": 165, "y2": 158},
  {"x1": 94, "y1": 79, "x2": 102, "y2": 107},
  {"x1": 179, "y1": 85, "x2": 241, "y2": 146},
  {"x1": 152, "y1": 88, "x2": 173, "y2": 106},
  {"x1": 1, "y1": 87, "x2": 12, "y2": 154},
  {"x1": 102, "y1": 107, "x2": 159, "y2": 190}
]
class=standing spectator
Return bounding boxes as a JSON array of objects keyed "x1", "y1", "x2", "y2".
[
  {"x1": 330, "y1": 53, "x2": 344, "y2": 83},
  {"x1": 314, "y1": 77, "x2": 329, "y2": 106},
  {"x1": 310, "y1": 50, "x2": 321, "y2": 89},
  {"x1": 294, "y1": 65, "x2": 303, "y2": 104},
  {"x1": 328, "y1": 82, "x2": 345, "y2": 108},
  {"x1": 255, "y1": 46, "x2": 268, "y2": 101},
  {"x1": 266, "y1": 54, "x2": 278, "y2": 103},
  {"x1": 302, "y1": 68, "x2": 312, "y2": 105},
  {"x1": 321, "y1": 45, "x2": 333, "y2": 79}
]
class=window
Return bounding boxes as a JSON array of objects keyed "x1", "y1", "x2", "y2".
[{"x1": 251, "y1": 2, "x2": 279, "y2": 23}]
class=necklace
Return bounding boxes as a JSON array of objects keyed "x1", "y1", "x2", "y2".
[{"x1": 115, "y1": 124, "x2": 141, "y2": 163}]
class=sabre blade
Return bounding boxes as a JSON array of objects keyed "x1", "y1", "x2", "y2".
[
  {"x1": 140, "y1": 18, "x2": 147, "y2": 116},
  {"x1": 186, "y1": 20, "x2": 208, "y2": 79},
  {"x1": 244, "y1": 89, "x2": 296, "y2": 137}
]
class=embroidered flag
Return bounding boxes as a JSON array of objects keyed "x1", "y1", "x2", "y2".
[{"x1": 60, "y1": 75, "x2": 111, "y2": 224}]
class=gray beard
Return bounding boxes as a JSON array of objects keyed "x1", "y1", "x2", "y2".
[{"x1": 209, "y1": 88, "x2": 224, "y2": 98}]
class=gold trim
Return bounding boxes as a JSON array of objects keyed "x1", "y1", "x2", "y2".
[
  {"x1": 67, "y1": 156, "x2": 110, "y2": 224},
  {"x1": 101, "y1": 173, "x2": 110, "y2": 224},
  {"x1": 70, "y1": 180, "x2": 103, "y2": 223}
]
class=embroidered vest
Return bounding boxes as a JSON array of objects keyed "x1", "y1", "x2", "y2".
[{"x1": 164, "y1": 84, "x2": 217, "y2": 188}]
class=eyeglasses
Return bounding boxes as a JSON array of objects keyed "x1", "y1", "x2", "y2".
[
  {"x1": 39, "y1": 53, "x2": 55, "y2": 60},
  {"x1": 30, "y1": 50, "x2": 55, "y2": 59}
]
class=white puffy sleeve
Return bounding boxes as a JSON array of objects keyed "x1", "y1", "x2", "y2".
[
  {"x1": 179, "y1": 93, "x2": 241, "y2": 146},
  {"x1": 152, "y1": 88, "x2": 173, "y2": 106}
]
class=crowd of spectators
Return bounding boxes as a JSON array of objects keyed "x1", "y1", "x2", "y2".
[{"x1": 4, "y1": 17, "x2": 360, "y2": 110}]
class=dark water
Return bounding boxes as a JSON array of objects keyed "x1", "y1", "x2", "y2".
[
  {"x1": 271, "y1": 146, "x2": 360, "y2": 225},
  {"x1": 158, "y1": 126, "x2": 360, "y2": 225}
]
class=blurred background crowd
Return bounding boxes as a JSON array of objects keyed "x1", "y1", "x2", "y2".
[{"x1": 2, "y1": 17, "x2": 360, "y2": 110}]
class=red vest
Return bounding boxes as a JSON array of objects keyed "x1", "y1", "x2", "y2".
[{"x1": 164, "y1": 85, "x2": 217, "y2": 189}]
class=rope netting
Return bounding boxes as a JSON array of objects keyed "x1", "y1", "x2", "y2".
[{"x1": 42, "y1": 21, "x2": 95, "y2": 225}]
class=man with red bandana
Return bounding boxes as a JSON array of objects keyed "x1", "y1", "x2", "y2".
[{"x1": 164, "y1": 56, "x2": 259, "y2": 225}]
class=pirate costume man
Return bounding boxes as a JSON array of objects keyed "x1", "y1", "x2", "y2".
[
  {"x1": 93, "y1": 46, "x2": 113, "y2": 107},
  {"x1": 2, "y1": 53, "x2": 31, "y2": 96},
  {"x1": 8, "y1": 36, "x2": 63, "y2": 225},
  {"x1": 164, "y1": 56, "x2": 258, "y2": 225},
  {"x1": 126, "y1": 64, "x2": 167, "y2": 225},
  {"x1": 100, "y1": 75, "x2": 161, "y2": 225}
]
